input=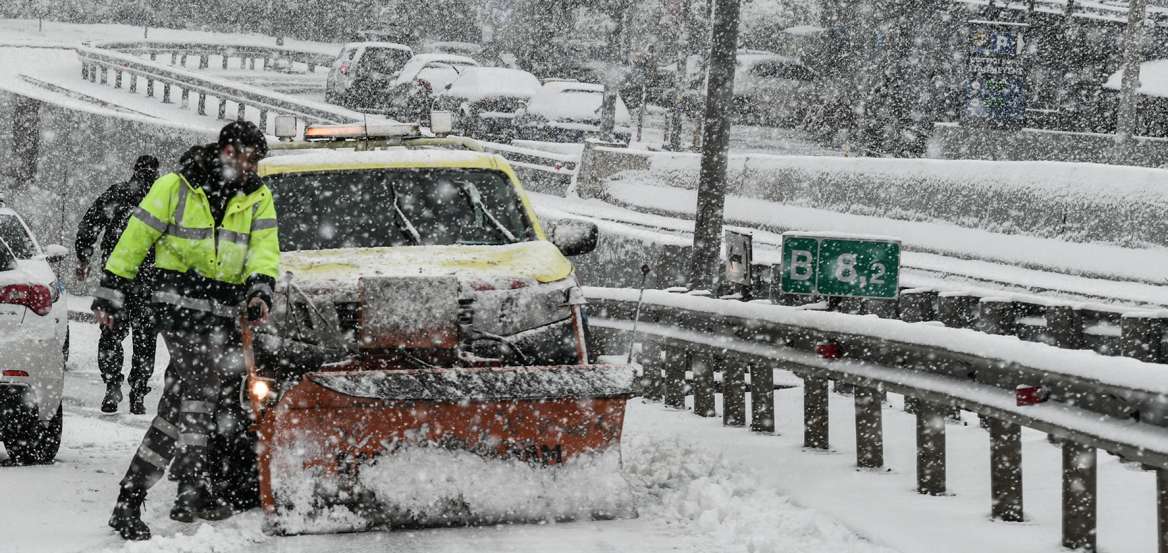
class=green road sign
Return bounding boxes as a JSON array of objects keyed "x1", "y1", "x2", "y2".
[{"x1": 780, "y1": 233, "x2": 901, "y2": 298}]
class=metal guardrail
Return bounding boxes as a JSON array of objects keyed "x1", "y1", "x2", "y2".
[
  {"x1": 74, "y1": 46, "x2": 359, "y2": 128},
  {"x1": 585, "y1": 286, "x2": 1168, "y2": 552},
  {"x1": 91, "y1": 40, "x2": 335, "y2": 73}
]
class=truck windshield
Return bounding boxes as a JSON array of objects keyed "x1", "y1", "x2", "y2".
[{"x1": 269, "y1": 168, "x2": 534, "y2": 252}]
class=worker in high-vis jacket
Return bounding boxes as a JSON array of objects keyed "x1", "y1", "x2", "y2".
[{"x1": 92, "y1": 121, "x2": 279, "y2": 541}]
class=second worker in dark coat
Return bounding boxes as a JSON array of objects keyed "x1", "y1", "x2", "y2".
[{"x1": 76, "y1": 155, "x2": 161, "y2": 414}]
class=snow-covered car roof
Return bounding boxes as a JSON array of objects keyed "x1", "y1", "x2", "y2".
[
  {"x1": 258, "y1": 148, "x2": 507, "y2": 177},
  {"x1": 441, "y1": 67, "x2": 542, "y2": 102},
  {"x1": 525, "y1": 82, "x2": 630, "y2": 125},
  {"x1": 396, "y1": 53, "x2": 480, "y2": 85}
]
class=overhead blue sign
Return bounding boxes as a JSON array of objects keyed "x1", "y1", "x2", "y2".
[{"x1": 964, "y1": 20, "x2": 1028, "y2": 129}]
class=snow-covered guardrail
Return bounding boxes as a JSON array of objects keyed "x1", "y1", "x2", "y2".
[
  {"x1": 74, "y1": 46, "x2": 360, "y2": 127},
  {"x1": 584, "y1": 286, "x2": 1168, "y2": 552},
  {"x1": 91, "y1": 40, "x2": 335, "y2": 73}
]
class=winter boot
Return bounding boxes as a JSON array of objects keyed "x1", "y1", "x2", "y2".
[
  {"x1": 170, "y1": 481, "x2": 198, "y2": 523},
  {"x1": 101, "y1": 383, "x2": 123, "y2": 414},
  {"x1": 108, "y1": 487, "x2": 151, "y2": 541},
  {"x1": 128, "y1": 386, "x2": 150, "y2": 415}
]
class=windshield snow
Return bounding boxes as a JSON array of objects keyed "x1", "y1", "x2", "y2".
[{"x1": 269, "y1": 168, "x2": 533, "y2": 251}]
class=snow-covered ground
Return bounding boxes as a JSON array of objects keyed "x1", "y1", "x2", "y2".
[{"x1": 3, "y1": 320, "x2": 1161, "y2": 552}]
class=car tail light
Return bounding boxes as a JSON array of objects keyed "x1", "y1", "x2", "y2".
[
  {"x1": 0, "y1": 284, "x2": 52, "y2": 316},
  {"x1": 2, "y1": 370, "x2": 28, "y2": 377},
  {"x1": 415, "y1": 79, "x2": 432, "y2": 93},
  {"x1": 340, "y1": 62, "x2": 350, "y2": 75}
]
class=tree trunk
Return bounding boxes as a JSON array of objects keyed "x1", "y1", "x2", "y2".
[{"x1": 687, "y1": 0, "x2": 741, "y2": 290}]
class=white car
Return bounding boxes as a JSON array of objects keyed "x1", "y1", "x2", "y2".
[
  {"x1": 515, "y1": 81, "x2": 632, "y2": 143},
  {"x1": 0, "y1": 205, "x2": 68, "y2": 465},
  {"x1": 435, "y1": 67, "x2": 542, "y2": 140},
  {"x1": 324, "y1": 41, "x2": 415, "y2": 108}
]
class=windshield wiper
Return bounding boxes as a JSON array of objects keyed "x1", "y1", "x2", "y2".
[
  {"x1": 457, "y1": 180, "x2": 518, "y2": 243},
  {"x1": 388, "y1": 182, "x2": 421, "y2": 245}
]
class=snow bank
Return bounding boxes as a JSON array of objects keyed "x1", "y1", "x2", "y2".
[
  {"x1": 269, "y1": 441, "x2": 635, "y2": 534},
  {"x1": 599, "y1": 147, "x2": 1168, "y2": 248},
  {"x1": 623, "y1": 434, "x2": 897, "y2": 553}
]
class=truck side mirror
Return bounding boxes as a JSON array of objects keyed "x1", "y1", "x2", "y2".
[{"x1": 548, "y1": 220, "x2": 598, "y2": 257}]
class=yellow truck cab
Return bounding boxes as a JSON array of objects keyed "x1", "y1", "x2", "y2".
[{"x1": 253, "y1": 120, "x2": 600, "y2": 374}]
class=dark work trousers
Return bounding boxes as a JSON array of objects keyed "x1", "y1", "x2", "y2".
[
  {"x1": 98, "y1": 289, "x2": 158, "y2": 391},
  {"x1": 118, "y1": 325, "x2": 244, "y2": 494}
]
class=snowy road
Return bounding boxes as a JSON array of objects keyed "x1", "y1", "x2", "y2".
[{"x1": 4, "y1": 320, "x2": 1164, "y2": 552}]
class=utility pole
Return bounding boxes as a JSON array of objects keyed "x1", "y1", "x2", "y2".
[
  {"x1": 667, "y1": 0, "x2": 690, "y2": 151},
  {"x1": 599, "y1": 2, "x2": 629, "y2": 139},
  {"x1": 1116, "y1": 0, "x2": 1148, "y2": 146},
  {"x1": 687, "y1": 0, "x2": 740, "y2": 291}
]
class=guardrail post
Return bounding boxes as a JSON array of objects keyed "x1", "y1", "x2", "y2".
[
  {"x1": 916, "y1": 400, "x2": 947, "y2": 495},
  {"x1": 978, "y1": 298, "x2": 1017, "y2": 336},
  {"x1": 88, "y1": 64, "x2": 97, "y2": 83},
  {"x1": 664, "y1": 345, "x2": 687, "y2": 410},
  {"x1": 259, "y1": 109, "x2": 269, "y2": 130},
  {"x1": 263, "y1": 57, "x2": 270, "y2": 71},
  {"x1": 236, "y1": 103, "x2": 246, "y2": 121},
  {"x1": 804, "y1": 376, "x2": 829, "y2": 449},
  {"x1": 81, "y1": 62, "x2": 89, "y2": 81},
  {"x1": 938, "y1": 292, "x2": 979, "y2": 329},
  {"x1": 750, "y1": 364, "x2": 774, "y2": 433},
  {"x1": 129, "y1": 73, "x2": 138, "y2": 93},
  {"x1": 692, "y1": 352, "x2": 716, "y2": 418},
  {"x1": 199, "y1": 55, "x2": 209, "y2": 69},
  {"x1": 1158, "y1": 468, "x2": 1168, "y2": 553},
  {"x1": 863, "y1": 297, "x2": 898, "y2": 319},
  {"x1": 145, "y1": 78, "x2": 154, "y2": 98},
  {"x1": 161, "y1": 83, "x2": 172, "y2": 104},
  {"x1": 1061, "y1": 441, "x2": 1097, "y2": 551},
  {"x1": 855, "y1": 386, "x2": 883, "y2": 468},
  {"x1": 170, "y1": 52, "x2": 177, "y2": 65},
  {"x1": 1046, "y1": 304, "x2": 1086, "y2": 349},
  {"x1": 222, "y1": 54, "x2": 229, "y2": 70},
  {"x1": 99, "y1": 66, "x2": 108, "y2": 85},
  {"x1": 989, "y1": 418, "x2": 1023, "y2": 522},
  {"x1": 723, "y1": 361, "x2": 746, "y2": 427},
  {"x1": 1122, "y1": 313, "x2": 1166, "y2": 363},
  {"x1": 114, "y1": 70, "x2": 123, "y2": 89},
  {"x1": 180, "y1": 87, "x2": 189, "y2": 109},
  {"x1": 217, "y1": 98, "x2": 227, "y2": 120},
  {"x1": 249, "y1": 57, "x2": 256, "y2": 70},
  {"x1": 899, "y1": 288, "x2": 937, "y2": 323},
  {"x1": 180, "y1": 53, "x2": 188, "y2": 67},
  {"x1": 149, "y1": 52, "x2": 156, "y2": 62},
  {"x1": 197, "y1": 92, "x2": 207, "y2": 116}
]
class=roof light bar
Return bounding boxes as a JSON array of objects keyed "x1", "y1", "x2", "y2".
[{"x1": 303, "y1": 122, "x2": 421, "y2": 141}]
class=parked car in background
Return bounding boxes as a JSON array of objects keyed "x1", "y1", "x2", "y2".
[
  {"x1": 0, "y1": 205, "x2": 68, "y2": 465},
  {"x1": 359, "y1": 53, "x2": 480, "y2": 122},
  {"x1": 325, "y1": 42, "x2": 415, "y2": 108},
  {"x1": 435, "y1": 67, "x2": 542, "y2": 140},
  {"x1": 731, "y1": 51, "x2": 816, "y2": 126},
  {"x1": 515, "y1": 80, "x2": 631, "y2": 143}
]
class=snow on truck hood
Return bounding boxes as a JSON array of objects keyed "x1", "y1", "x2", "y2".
[{"x1": 281, "y1": 240, "x2": 573, "y2": 286}]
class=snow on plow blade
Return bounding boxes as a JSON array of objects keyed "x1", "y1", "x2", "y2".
[{"x1": 256, "y1": 363, "x2": 638, "y2": 535}]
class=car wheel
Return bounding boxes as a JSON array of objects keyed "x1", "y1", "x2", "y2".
[{"x1": 7, "y1": 405, "x2": 63, "y2": 465}]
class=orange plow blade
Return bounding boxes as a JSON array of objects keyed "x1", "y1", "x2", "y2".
[{"x1": 254, "y1": 362, "x2": 637, "y2": 535}]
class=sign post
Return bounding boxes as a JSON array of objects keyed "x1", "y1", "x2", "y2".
[
  {"x1": 780, "y1": 233, "x2": 901, "y2": 299},
  {"x1": 964, "y1": 20, "x2": 1029, "y2": 130}
]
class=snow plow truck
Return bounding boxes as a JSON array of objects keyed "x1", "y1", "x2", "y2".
[{"x1": 243, "y1": 118, "x2": 637, "y2": 534}]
